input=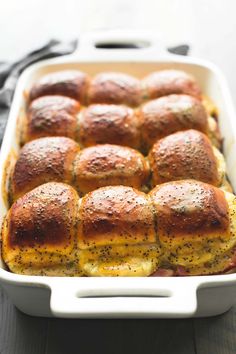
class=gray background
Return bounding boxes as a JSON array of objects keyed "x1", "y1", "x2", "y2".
[{"x1": 1, "y1": 0, "x2": 236, "y2": 353}]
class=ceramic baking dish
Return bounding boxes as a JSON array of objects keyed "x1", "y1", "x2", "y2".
[{"x1": 1, "y1": 30, "x2": 236, "y2": 318}]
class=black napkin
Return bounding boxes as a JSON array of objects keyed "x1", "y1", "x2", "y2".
[{"x1": 0, "y1": 40, "x2": 188, "y2": 146}]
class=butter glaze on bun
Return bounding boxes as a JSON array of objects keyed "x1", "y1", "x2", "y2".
[
  {"x1": 78, "y1": 104, "x2": 140, "y2": 149},
  {"x1": 29, "y1": 70, "x2": 90, "y2": 104},
  {"x1": 139, "y1": 94, "x2": 208, "y2": 151},
  {"x1": 148, "y1": 129, "x2": 225, "y2": 187},
  {"x1": 77, "y1": 186, "x2": 160, "y2": 276},
  {"x1": 24, "y1": 95, "x2": 80, "y2": 143},
  {"x1": 10, "y1": 137, "x2": 80, "y2": 201},
  {"x1": 3, "y1": 180, "x2": 236, "y2": 277},
  {"x1": 88, "y1": 72, "x2": 142, "y2": 107},
  {"x1": 74, "y1": 144, "x2": 149, "y2": 195},
  {"x1": 150, "y1": 180, "x2": 236, "y2": 275},
  {"x1": 142, "y1": 69, "x2": 202, "y2": 100},
  {"x1": 2, "y1": 183, "x2": 80, "y2": 276}
]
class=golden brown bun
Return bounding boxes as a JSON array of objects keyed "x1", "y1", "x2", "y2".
[
  {"x1": 24, "y1": 95, "x2": 80, "y2": 143},
  {"x1": 74, "y1": 144, "x2": 149, "y2": 195},
  {"x1": 88, "y1": 72, "x2": 142, "y2": 107},
  {"x1": 29, "y1": 70, "x2": 90, "y2": 104},
  {"x1": 78, "y1": 186, "x2": 159, "y2": 276},
  {"x1": 139, "y1": 94, "x2": 208, "y2": 151},
  {"x1": 142, "y1": 69, "x2": 202, "y2": 100},
  {"x1": 78, "y1": 186, "x2": 156, "y2": 248},
  {"x1": 148, "y1": 130, "x2": 222, "y2": 187},
  {"x1": 78, "y1": 104, "x2": 140, "y2": 149},
  {"x1": 2, "y1": 183, "x2": 80, "y2": 276},
  {"x1": 10, "y1": 137, "x2": 80, "y2": 202},
  {"x1": 149, "y1": 180, "x2": 235, "y2": 275},
  {"x1": 150, "y1": 180, "x2": 229, "y2": 238}
]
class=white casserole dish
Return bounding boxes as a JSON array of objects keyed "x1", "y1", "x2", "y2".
[{"x1": 1, "y1": 30, "x2": 236, "y2": 318}]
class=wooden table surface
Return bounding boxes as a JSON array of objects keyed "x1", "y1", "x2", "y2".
[{"x1": 1, "y1": 0, "x2": 236, "y2": 353}]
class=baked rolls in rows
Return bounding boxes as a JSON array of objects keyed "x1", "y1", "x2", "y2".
[
  {"x1": 10, "y1": 138, "x2": 149, "y2": 201},
  {"x1": 28, "y1": 69, "x2": 202, "y2": 107},
  {"x1": 22, "y1": 93, "x2": 221, "y2": 150},
  {"x1": 10, "y1": 130, "x2": 230, "y2": 202},
  {"x1": 2, "y1": 181, "x2": 236, "y2": 276},
  {"x1": 4, "y1": 68, "x2": 230, "y2": 279}
]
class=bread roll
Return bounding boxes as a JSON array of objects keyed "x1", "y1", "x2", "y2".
[
  {"x1": 3, "y1": 180, "x2": 235, "y2": 277},
  {"x1": 148, "y1": 129, "x2": 227, "y2": 188},
  {"x1": 23, "y1": 95, "x2": 80, "y2": 143},
  {"x1": 88, "y1": 72, "x2": 142, "y2": 107},
  {"x1": 77, "y1": 186, "x2": 160, "y2": 276},
  {"x1": 78, "y1": 104, "x2": 140, "y2": 149},
  {"x1": 29, "y1": 70, "x2": 90, "y2": 104},
  {"x1": 10, "y1": 137, "x2": 80, "y2": 202},
  {"x1": 150, "y1": 180, "x2": 236, "y2": 275},
  {"x1": 2, "y1": 183, "x2": 80, "y2": 276},
  {"x1": 74, "y1": 144, "x2": 149, "y2": 195},
  {"x1": 142, "y1": 69, "x2": 202, "y2": 100},
  {"x1": 139, "y1": 94, "x2": 216, "y2": 151}
]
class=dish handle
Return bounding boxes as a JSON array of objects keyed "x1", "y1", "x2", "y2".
[
  {"x1": 72, "y1": 29, "x2": 169, "y2": 58},
  {"x1": 50, "y1": 278, "x2": 198, "y2": 318}
]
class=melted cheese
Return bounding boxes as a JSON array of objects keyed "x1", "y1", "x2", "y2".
[
  {"x1": 213, "y1": 146, "x2": 225, "y2": 184},
  {"x1": 9, "y1": 262, "x2": 83, "y2": 276},
  {"x1": 160, "y1": 191, "x2": 236, "y2": 275},
  {"x1": 208, "y1": 116, "x2": 220, "y2": 148},
  {"x1": 213, "y1": 146, "x2": 233, "y2": 192},
  {"x1": 202, "y1": 95, "x2": 218, "y2": 117},
  {"x1": 79, "y1": 244, "x2": 160, "y2": 276}
]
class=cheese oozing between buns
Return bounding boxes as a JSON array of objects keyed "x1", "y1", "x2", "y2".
[
  {"x1": 77, "y1": 186, "x2": 160, "y2": 276},
  {"x1": 150, "y1": 180, "x2": 236, "y2": 275}
]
